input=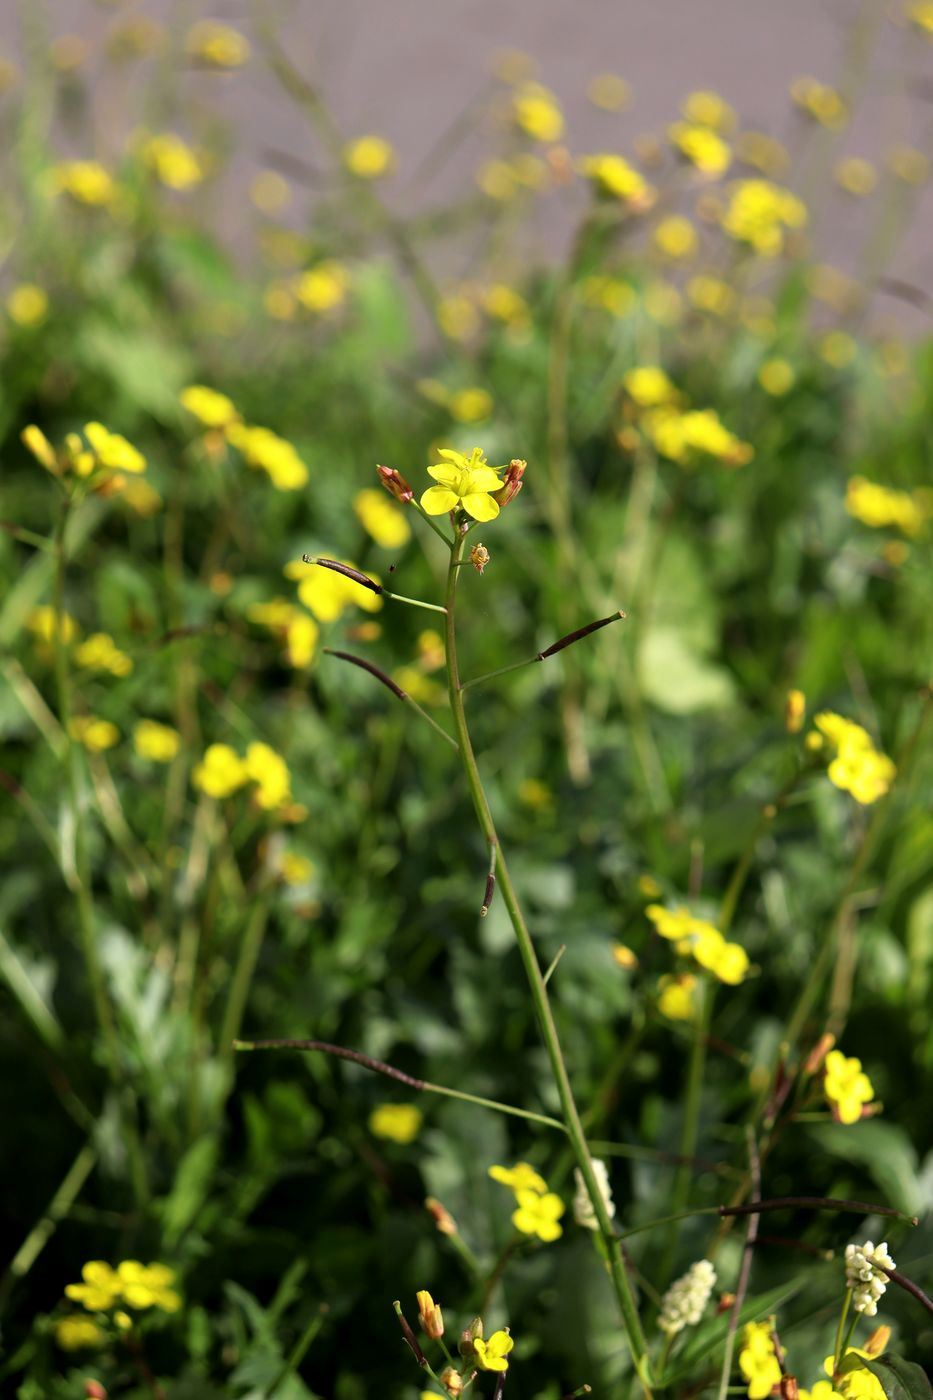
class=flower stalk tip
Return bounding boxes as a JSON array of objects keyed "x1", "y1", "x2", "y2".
[
  {"x1": 303, "y1": 556, "x2": 384, "y2": 595},
  {"x1": 376, "y1": 464, "x2": 414, "y2": 502}
]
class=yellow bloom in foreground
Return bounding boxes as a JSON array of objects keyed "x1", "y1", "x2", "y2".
[
  {"x1": 245, "y1": 741, "x2": 291, "y2": 810},
  {"x1": 582, "y1": 153, "x2": 652, "y2": 205},
  {"x1": 814, "y1": 711, "x2": 896, "y2": 805},
  {"x1": 139, "y1": 133, "x2": 204, "y2": 190},
  {"x1": 758, "y1": 358, "x2": 795, "y2": 396},
  {"x1": 55, "y1": 1315, "x2": 105, "y2": 1350},
  {"x1": 7, "y1": 283, "x2": 49, "y2": 327},
  {"x1": 845, "y1": 476, "x2": 926, "y2": 536},
  {"x1": 354, "y1": 489, "x2": 411, "y2": 549},
  {"x1": 489, "y1": 1161, "x2": 547, "y2": 1194},
  {"x1": 824, "y1": 1048, "x2": 875, "y2": 1125},
  {"x1": 908, "y1": 1, "x2": 933, "y2": 31},
  {"x1": 69, "y1": 716, "x2": 119, "y2": 752},
  {"x1": 722, "y1": 179, "x2": 807, "y2": 255},
  {"x1": 226, "y1": 423, "x2": 308, "y2": 490},
  {"x1": 52, "y1": 160, "x2": 116, "y2": 206},
  {"x1": 420, "y1": 447, "x2": 504, "y2": 523},
  {"x1": 474, "y1": 1329, "x2": 514, "y2": 1373},
  {"x1": 65, "y1": 1260, "x2": 122, "y2": 1311},
  {"x1": 739, "y1": 1321, "x2": 782, "y2": 1399},
  {"x1": 612, "y1": 943, "x2": 638, "y2": 970},
  {"x1": 369, "y1": 1102, "x2": 422, "y2": 1143},
  {"x1": 512, "y1": 1188, "x2": 564, "y2": 1241},
  {"x1": 181, "y1": 384, "x2": 239, "y2": 429},
  {"x1": 84, "y1": 422, "x2": 146, "y2": 474},
  {"x1": 658, "y1": 973, "x2": 697, "y2": 1021},
  {"x1": 75, "y1": 632, "x2": 133, "y2": 677},
  {"x1": 513, "y1": 82, "x2": 564, "y2": 142},
  {"x1": 669, "y1": 122, "x2": 731, "y2": 176},
  {"x1": 192, "y1": 743, "x2": 248, "y2": 798},
  {"x1": 289, "y1": 558, "x2": 382, "y2": 623},
  {"x1": 117, "y1": 1261, "x2": 181, "y2": 1312},
  {"x1": 186, "y1": 19, "x2": 250, "y2": 67},
  {"x1": 624, "y1": 366, "x2": 677, "y2": 407},
  {"x1": 344, "y1": 135, "x2": 395, "y2": 179},
  {"x1": 133, "y1": 719, "x2": 181, "y2": 763}
]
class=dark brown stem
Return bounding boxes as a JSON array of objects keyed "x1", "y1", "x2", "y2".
[
  {"x1": 324, "y1": 649, "x2": 405, "y2": 699},
  {"x1": 537, "y1": 610, "x2": 627, "y2": 659},
  {"x1": 304, "y1": 557, "x2": 382, "y2": 594},
  {"x1": 877, "y1": 1264, "x2": 933, "y2": 1316},
  {"x1": 393, "y1": 1301, "x2": 426, "y2": 1365},
  {"x1": 719, "y1": 1196, "x2": 917, "y2": 1224},
  {"x1": 234, "y1": 1038, "x2": 427, "y2": 1089}
]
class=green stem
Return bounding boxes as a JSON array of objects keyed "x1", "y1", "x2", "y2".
[
  {"x1": 220, "y1": 885, "x2": 274, "y2": 1061},
  {"x1": 0, "y1": 1140, "x2": 97, "y2": 1312},
  {"x1": 382, "y1": 588, "x2": 448, "y2": 616},
  {"x1": 443, "y1": 530, "x2": 652, "y2": 1393},
  {"x1": 659, "y1": 977, "x2": 712, "y2": 1289},
  {"x1": 833, "y1": 1289, "x2": 853, "y2": 1377},
  {"x1": 411, "y1": 499, "x2": 454, "y2": 546},
  {"x1": 263, "y1": 1306, "x2": 327, "y2": 1398}
]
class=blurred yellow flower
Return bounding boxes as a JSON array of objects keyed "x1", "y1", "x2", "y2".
[
  {"x1": 681, "y1": 90, "x2": 735, "y2": 132},
  {"x1": 612, "y1": 943, "x2": 639, "y2": 970},
  {"x1": 369, "y1": 1102, "x2": 422, "y2": 1143},
  {"x1": 438, "y1": 292, "x2": 480, "y2": 341},
  {"x1": 657, "y1": 973, "x2": 697, "y2": 1021},
  {"x1": 281, "y1": 851, "x2": 314, "y2": 885},
  {"x1": 55, "y1": 1315, "x2": 105, "y2": 1350},
  {"x1": 785, "y1": 688, "x2": 806, "y2": 733},
  {"x1": 653, "y1": 215, "x2": 697, "y2": 259},
  {"x1": 294, "y1": 261, "x2": 349, "y2": 313},
  {"x1": 758, "y1": 358, "x2": 795, "y2": 396},
  {"x1": 121, "y1": 479, "x2": 162, "y2": 516},
  {"x1": 226, "y1": 423, "x2": 309, "y2": 490},
  {"x1": 819, "y1": 330, "x2": 857, "y2": 369},
  {"x1": 512, "y1": 1187, "x2": 565, "y2": 1241},
  {"x1": 647, "y1": 905, "x2": 748, "y2": 984},
  {"x1": 582, "y1": 153, "x2": 652, "y2": 205},
  {"x1": 791, "y1": 76, "x2": 848, "y2": 129},
  {"x1": 186, "y1": 20, "x2": 251, "y2": 67},
  {"x1": 181, "y1": 384, "x2": 240, "y2": 429},
  {"x1": 814, "y1": 711, "x2": 896, "y2": 805},
  {"x1": 344, "y1": 135, "x2": 395, "y2": 179},
  {"x1": 250, "y1": 170, "x2": 291, "y2": 214},
  {"x1": 736, "y1": 130, "x2": 789, "y2": 177},
  {"x1": 192, "y1": 743, "x2": 248, "y2": 798},
  {"x1": 51, "y1": 160, "x2": 116, "y2": 206},
  {"x1": 75, "y1": 633, "x2": 133, "y2": 677},
  {"x1": 669, "y1": 122, "x2": 731, "y2": 176},
  {"x1": 722, "y1": 179, "x2": 807, "y2": 255},
  {"x1": 84, "y1": 422, "x2": 146, "y2": 474},
  {"x1": 7, "y1": 283, "x2": 48, "y2": 327},
  {"x1": 264, "y1": 283, "x2": 297, "y2": 320},
  {"x1": 117, "y1": 1261, "x2": 181, "y2": 1312},
  {"x1": 474, "y1": 1330, "x2": 514, "y2": 1373},
  {"x1": 835, "y1": 157, "x2": 877, "y2": 197},
  {"x1": 139, "y1": 133, "x2": 204, "y2": 190},
  {"x1": 483, "y1": 283, "x2": 530, "y2": 328},
  {"x1": 687, "y1": 275, "x2": 735, "y2": 316},
  {"x1": 824, "y1": 1048, "x2": 875, "y2": 1125},
  {"x1": 290, "y1": 557, "x2": 382, "y2": 623},
  {"x1": 643, "y1": 280, "x2": 682, "y2": 325},
  {"x1": 420, "y1": 447, "x2": 504, "y2": 522},
  {"x1": 623, "y1": 365, "x2": 677, "y2": 407},
  {"x1": 517, "y1": 777, "x2": 553, "y2": 810},
  {"x1": 886, "y1": 145, "x2": 929, "y2": 184},
  {"x1": 22, "y1": 425, "x2": 58, "y2": 472},
  {"x1": 513, "y1": 83, "x2": 564, "y2": 142},
  {"x1": 354, "y1": 489, "x2": 411, "y2": 549},
  {"x1": 245, "y1": 741, "x2": 291, "y2": 810},
  {"x1": 907, "y1": 1, "x2": 933, "y2": 32},
  {"x1": 643, "y1": 406, "x2": 752, "y2": 467},
  {"x1": 739, "y1": 1321, "x2": 782, "y2": 1399},
  {"x1": 28, "y1": 604, "x2": 77, "y2": 645},
  {"x1": 133, "y1": 719, "x2": 181, "y2": 763},
  {"x1": 69, "y1": 717, "x2": 120, "y2": 752},
  {"x1": 450, "y1": 387, "x2": 493, "y2": 423},
  {"x1": 489, "y1": 1161, "x2": 547, "y2": 1194},
  {"x1": 845, "y1": 476, "x2": 926, "y2": 535},
  {"x1": 580, "y1": 276, "x2": 636, "y2": 316},
  {"x1": 587, "y1": 72, "x2": 631, "y2": 111},
  {"x1": 65, "y1": 1261, "x2": 123, "y2": 1311}
]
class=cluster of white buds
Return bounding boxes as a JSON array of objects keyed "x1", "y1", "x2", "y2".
[
  {"x1": 658, "y1": 1259, "x2": 717, "y2": 1335},
  {"x1": 845, "y1": 1240, "x2": 895, "y2": 1316},
  {"x1": 572, "y1": 1158, "x2": 615, "y2": 1231}
]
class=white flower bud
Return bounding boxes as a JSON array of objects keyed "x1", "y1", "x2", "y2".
[
  {"x1": 572, "y1": 1159, "x2": 615, "y2": 1231},
  {"x1": 845, "y1": 1241, "x2": 894, "y2": 1316},
  {"x1": 658, "y1": 1259, "x2": 717, "y2": 1335}
]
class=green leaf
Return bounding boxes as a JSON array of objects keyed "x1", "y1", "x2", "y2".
[
  {"x1": 806, "y1": 1120, "x2": 920, "y2": 1218},
  {"x1": 665, "y1": 1279, "x2": 807, "y2": 1385},
  {"x1": 838, "y1": 1353, "x2": 933, "y2": 1400},
  {"x1": 160, "y1": 1135, "x2": 220, "y2": 1246}
]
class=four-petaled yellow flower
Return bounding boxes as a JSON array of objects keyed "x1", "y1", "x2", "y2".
[
  {"x1": 65, "y1": 1260, "x2": 123, "y2": 1311},
  {"x1": 84, "y1": 422, "x2": 147, "y2": 474},
  {"x1": 117, "y1": 1261, "x2": 181, "y2": 1312},
  {"x1": 75, "y1": 633, "x2": 133, "y2": 677},
  {"x1": 512, "y1": 1187, "x2": 565, "y2": 1241},
  {"x1": 813, "y1": 712, "x2": 896, "y2": 805},
  {"x1": 738, "y1": 1320, "x2": 782, "y2": 1399},
  {"x1": 474, "y1": 1329, "x2": 514, "y2": 1373},
  {"x1": 824, "y1": 1048, "x2": 875, "y2": 1125},
  {"x1": 488, "y1": 1161, "x2": 547, "y2": 1194},
  {"x1": 420, "y1": 448, "x2": 504, "y2": 522},
  {"x1": 344, "y1": 136, "x2": 395, "y2": 179},
  {"x1": 369, "y1": 1102, "x2": 422, "y2": 1143},
  {"x1": 354, "y1": 488, "x2": 411, "y2": 549},
  {"x1": 181, "y1": 385, "x2": 240, "y2": 429}
]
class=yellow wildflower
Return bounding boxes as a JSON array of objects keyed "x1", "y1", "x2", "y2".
[
  {"x1": 420, "y1": 447, "x2": 505, "y2": 523},
  {"x1": 886, "y1": 145, "x2": 929, "y2": 184},
  {"x1": 814, "y1": 711, "x2": 896, "y2": 805},
  {"x1": 687, "y1": 275, "x2": 735, "y2": 316},
  {"x1": 133, "y1": 719, "x2": 181, "y2": 763},
  {"x1": 438, "y1": 293, "x2": 480, "y2": 341},
  {"x1": 55, "y1": 1315, "x2": 105, "y2": 1350},
  {"x1": 281, "y1": 852, "x2": 314, "y2": 885},
  {"x1": 369, "y1": 1102, "x2": 422, "y2": 1143},
  {"x1": 819, "y1": 330, "x2": 857, "y2": 369},
  {"x1": 51, "y1": 160, "x2": 116, "y2": 206},
  {"x1": 483, "y1": 283, "x2": 530, "y2": 328},
  {"x1": 65, "y1": 1260, "x2": 122, "y2": 1310},
  {"x1": 69, "y1": 716, "x2": 119, "y2": 752},
  {"x1": 623, "y1": 366, "x2": 677, "y2": 407},
  {"x1": 393, "y1": 666, "x2": 445, "y2": 705},
  {"x1": 354, "y1": 489, "x2": 411, "y2": 549},
  {"x1": 824, "y1": 1049, "x2": 875, "y2": 1125},
  {"x1": 488, "y1": 1161, "x2": 547, "y2": 1194},
  {"x1": 638, "y1": 874, "x2": 662, "y2": 898},
  {"x1": 791, "y1": 77, "x2": 848, "y2": 129},
  {"x1": 84, "y1": 422, "x2": 146, "y2": 474},
  {"x1": 835, "y1": 158, "x2": 877, "y2": 197},
  {"x1": 845, "y1": 477, "x2": 925, "y2": 535},
  {"x1": 139, "y1": 133, "x2": 204, "y2": 190},
  {"x1": 658, "y1": 973, "x2": 697, "y2": 1021},
  {"x1": 736, "y1": 131, "x2": 789, "y2": 177},
  {"x1": 722, "y1": 179, "x2": 807, "y2": 255},
  {"x1": 474, "y1": 1330, "x2": 514, "y2": 1373},
  {"x1": 582, "y1": 153, "x2": 652, "y2": 206},
  {"x1": 344, "y1": 135, "x2": 395, "y2": 179},
  {"x1": 654, "y1": 215, "x2": 698, "y2": 259},
  {"x1": 181, "y1": 384, "x2": 239, "y2": 430},
  {"x1": 786, "y1": 689, "x2": 806, "y2": 733},
  {"x1": 416, "y1": 1289, "x2": 444, "y2": 1339},
  {"x1": 823, "y1": 1347, "x2": 887, "y2": 1400},
  {"x1": 121, "y1": 479, "x2": 162, "y2": 516},
  {"x1": 22, "y1": 425, "x2": 58, "y2": 472},
  {"x1": 28, "y1": 604, "x2": 77, "y2": 645},
  {"x1": 288, "y1": 558, "x2": 382, "y2": 624},
  {"x1": 643, "y1": 280, "x2": 682, "y2": 325},
  {"x1": 580, "y1": 275, "x2": 636, "y2": 316},
  {"x1": 192, "y1": 743, "x2": 248, "y2": 799},
  {"x1": 758, "y1": 358, "x2": 795, "y2": 396},
  {"x1": 682, "y1": 90, "x2": 735, "y2": 132},
  {"x1": 294, "y1": 260, "x2": 349, "y2": 313},
  {"x1": 226, "y1": 423, "x2": 309, "y2": 490},
  {"x1": 7, "y1": 283, "x2": 48, "y2": 327},
  {"x1": 517, "y1": 777, "x2": 553, "y2": 810},
  {"x1": 739, "y1": 1321, "x2": 783, "y2": 1399},
  {"x1": 450, "y1": 387, "x2": 493, "y2": 423},
  {"x1": 117, "y1": 1261, "x2": 181, "y2": 1312},
  {"x1": 244, "y1": 741, "x2": 291, "y2": 810},
  {"x1": 612, "y1": 943, "x2": 638, "y2": 970},
  {"x1": 513, "y1": 83, "x2": 564, "y2": 142},
  {"x1": 75, "y1": 633, "x2": 133, "y2": 677},
  {"x1": 647, "y1": 905, "x2": 748, "y2": 984},
  {"x1": 669, "y1": 122, "x2": 732, "y2": 176},
  {"x1": 908, "y1": 1, "x2": 933, "y2": 31},
  {"x1": 512, "y1": 1188, "x2": 565, "y2": 1241},
  {"x1": 799, "y1": 1383, "x2": 843, "y2": 1400},
  {"x1": 588, "y1": 73, "x2": 631, "y2": 111},
  {"x1": 186, "y1": 20, "x2": 250, "y2": 67}
]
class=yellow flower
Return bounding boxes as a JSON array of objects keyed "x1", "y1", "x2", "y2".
[
  {"x1": 517, "y1": 777, "x2": 553, "y2": 810},
  {"x1": 65, "y1": 1260, "x2": 123, "y2": 1311},
  {"x1": 474, "y1": 1329, "x2": 514, "y2": 1373},
  {"x1": 835, "y1": 158, "x2": 877, "y2": 197},
  {"x1": 908, "y1": 1, "x2": 933, "y2": 31},
  {"x1": 344, "y1": 135, "x2": 395, "y2": 179},
  {"x1": 625, "y1": 367, "x2": 678, "y2": 408},
  {"x1": 393, "y1": 665, "x2": 445, "y2": 705},
  {"x1": 450, "y1": 388, "x2": 493, "y2": 423},
  {"x1": 513, "y1": 83, "x2": 564, "y2": 142},
  {"x1": 369, "y1": 1102, "x2": 422, "y2": 1143},
  {"x1": 739, "y1": 1321, "x2": 782, "y2": 1399},
  {"x1": 438, "y1": 292, "x2": 480, "y2": 341},
  {"x1": 416, "y1": 1289, "x2": 444, "y2": 1339},
  {"x1": 791, "y1": 76, "x2": 848, "y2": 129},
  {"x1": 116, "y1": 1261, "x2": 181, "y2": 1312},
  {"x1": 133, "y1": 719, "x2": 181, "y2": 763},
  {"x1": 646, "y1": 904, "x2": 698, "y2": 941},
  {"x1": 512, "y1": 1188, "x2": 564, "y2": 1241},
  {"x1": 55, "y1": 1315, "x2": 106, "y2": 1350},
  {"x1": 644, "y1": 406, "x2": 753, "y2": 467},
  {"x1": 7, "y1": 283, "x2": 48, "y2": 327},
  {"x1": 786, "y1": 689, "x2": 806, "y2": 733},
  {"x1": 226, "y1": 423, "x2": 309, "y2": 490},
  {"x1": 281, "y1": 852, "x2": 314, "y2": 885},
  {"x1": 845, "y1": 476, "x2": 925, "y2": 535},
  {"x1": 84, "y1": 422, "x2": 146, "y2": 474},
  {"x1": 886, "y1": 145, "x2": 928, "y2": 184},
  {"x1": 354, "y1": 489, "x2": 411, "y2": 549},
  {"x1": 654, "y1": 215, "x2": 698, "y2": 259},
  {"x1": 669, "y1": 122, "x2": 732, "y2": 176},
  {"x1": 582, "y1": 153, "x2": 652, "y2": 205},
  {"x1": 814, "y1": 711, "x2": 896, "y2": 805},
  {"x1": 74, "y1": 633, "x2": 133, "y2": 677},
  {"x1": 819, "y1": 331, "x2": 857, "y2": 369},
  {"x1": 69, "y1": 716, "x2": 120, "y2": 752},
  {"x1": 250, "y1": 170, "x2": 291, "y2": 214},
  {"x1": 28, "y1": 604, "x2": 77, "y2": 645},
  {"x1": 587, "y1": 72, "x2": 631, "y2": 111},
  {"x1": 682, "y1": 90, "x2": 735, "y2": 132},
  {"x1": 823, "y1": 1347, "x2": 886, "y2": 1400},
  {"x1": 51, "y1": 160, "x2": 116, "y2": 206},
  {"x1": 758, "y1": 358, "x2": 795, "y2": 396},
  {"x1": 181, "y1": 384, "x2": 240, "y2": 430},
  {"x1": 192, "y1": 743, "x2": 248, "y2": 798},
  {"x1": 799, "y1": 1382, "x2": 844, "y2": 1400},
  {"x1": 612, "y1": 943, "x2": 638, "y2": 970},
  {"x1": 288, "y1": 557, "x2": 382, "y2": 624},
  {"x1": 722, "y1": 179, "x2": 807, "y2": 255},
  {"x1": 488, "y1": 1161, "x2": 547, "y2": 1194},
  {"x1": 121, "y1": 479, "x2": 162, "y2": 516},
  {"x1": 824, "y1": 1048, "x2": 875, "y2": 1125},
  {"x1": 647, "y1": 905, "x2": 748, "y2": 984},
  {"x1": 22, "y1": 424, "x2": 58, "y2": 472},
  {"x1": 687, "y1": 275, "x2": 735, "y2": 316},
  {"x1": 736, "y1": 131, "x2": 789, "y2": 177},
  {"x1": 294, "y1": 261, "x2": 349, "y2": 313},
  {"x1": 244, "y1": 741, "x2": 291, "y2": 810},
  {"x1": 420, "y1": 447, "x2": 505, "y2": 523},
  {"x1": 580, "y1": 275, "x2": 636, "y2": 316},
  {"x1": 139, "y1": 133, "x2": 204, "y2": 190},
  {"x1": 185, "y1": 20, "x2": 250, "y2": 67},
  {"x1": 658, "y1": 973, "x2": 697, "y2": 1021},
  {"x1": 643, "y1": 280, "x2": 682, "y2": 325}
]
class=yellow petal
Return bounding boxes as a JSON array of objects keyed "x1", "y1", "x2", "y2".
[
  {"x1": 427, "y1": 463, "x2": 462, "y2": 487},
  {"x1": 420, "y1": 485, "x2": 459, "y2": 515},
  {"x1": 461, "y1": 491, "x2": 500, "y2": 521}
]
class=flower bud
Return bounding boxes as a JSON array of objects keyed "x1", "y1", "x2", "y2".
[
  {"x1": 84, "y1": 1385, "x2": 108, "y2": 1400},
  {"x1": 785, "y1": 688, "x2": 806, "y2": 733},
  {"x1": 440, "y1": 1366, "x2": 464, "y2": 1397},
  {"x1": 804, "y1": 1032, "x2": 835, "y2": 1076},
  {"x1": 21, "y1": 425, "x2": 59, "y2": 474},
  {"x1": 470, "y1": 543, "x2": 490, "y2": 575},
  {"x1": 459, "y1": 1316, "x2": 483, "y2": 1359},
  {"x1": 864, "y1": 1325, "x2": 890, "y2": 1357},
  {"x1": 376, "y1": 464, "x2": 413, "y2": 503},
  {"x1": 416, "y1": 1289, "x2": 444, "y2": 1340},
  {"x1": 425, "y1": 1196, "x2": 457, "y2": 1236},
  {"x1": 781, "y1": 1378, "x2": 799, "y2": 1400},
  {"x1": 492, "y1": 458, "x2": 526, "y2": 507}
]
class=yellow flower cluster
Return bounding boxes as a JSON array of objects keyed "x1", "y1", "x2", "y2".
[
  {"x1": 813, "y1": 712, "x2": 896, "y2": 805},
  {"x1": 581, "y1": 153, "x2": 654, "y2": 207},
  {"x1": 286, "y1": 557, "x2": 382, "y2": 624},
  {"x1": 823, "y1": 1048, "x2": 876, "y2": 1125},
  {"x1": 669, "y1": 122, "x2": 732, "y2": 176},
  {"x1": 353, "y1": 489, "x2": 412, "y2": 549},
  {"x1": 65, "y1": 1259, "x2": 181, "y2": 1314},
  {"x1": 845, "y1": 476, "x2": 928, "y2": 536},
  {"x1": 68, "y1": 716, "x2": 120, "y2": 752},
  {"x1": 344, "y1": 135, "x2": 395, "y2": 179},
  {"x1": 739, "y1": 1321, "x2": 782, "y2": 1399},
  {"x1": 248, "y1": 597, "x2": 320, "y2": 668},
  {"x1": 488, "y1": 1161, "x2": 565, "y2": 1242},
  {"x1": 623, "y1": 365, "x2": 677, "y2": 407},
  {"x1": 133, "y1": 719, "x2": 181, "y2": 762},
  {"x1": 476, "y1": 153, "x2": 548, "y2": 201},
  {"x1": 369, "y1": 1102, "x2": 422, "y2": 1143},
  {"x1": 646, "y1": 905, "x2": 749, "y2": 984},
  {"x1": 75, "y1": 632, "x2": 133, "y2": 677},
  {"x1": 28, "y1": 604, "x2": 78, "y2": 645},
  {"x1": 7, "y1": 283, "x2": 48, "y2": 327},
  {"x1": 513, "y1": 83, "x2": 564, "y2": 143},
  {"x1": 294, "y1": 260, "x2": 350, "y2": 313},
  {"x1": 226, "y1": 423, "x2": 309, "y2": 490},
  {"x1": 181, "y1": 384, "x2": 240, "y2": 430},
  {"x1": 192, "y1": 741, "x2": 292, "y2": 809},
  {"x1": 50, "y1": 160, "x2": 117, "y2": 207},
  {"x1": 657, "y1": 972, "x2": 698, "y2": 1020},
  {"x1": 138, "y1": 133, "x2": 204, "y2": 189},
  {"x1": 791, "y1": 76, "x2": 848, "y2": 129},
  {"x1": 642, "y1": 406, "x2": 754, "y2": 468},
  {"x1": 681, "y1": 89, "x2": 735, "y2": 132},
  {"x1": 722, "y1": 179, "x2": 807, "y2": 255},
  {"x1": 185, "y1": 20, "x2": 250, "y2": 67}
]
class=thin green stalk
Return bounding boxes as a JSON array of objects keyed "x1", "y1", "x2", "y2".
[
  {"x1": 263, "y1": 1306, "x2": 327, "y2": 1398},
  {"x1": 658, "y1": 977, "x2": 713, "y2": 1290},
  {"x1": 833, "y1": 1289, "x2": 853, "y2": 1376},
  {"x1": 382, "y1": 588, "x2": 448, "y2": 616},
  {"x1": 0, "y1": 1140, "x2": 97, "y2": 1312},
  {"x1": 443, "y1": 530, "x2": 653, "y2": 1393},
  {"x1": 220, "y1": 885, "x2": 275, "y2": 1062}
]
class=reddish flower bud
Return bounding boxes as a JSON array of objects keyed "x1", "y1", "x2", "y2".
[
  {"x1": 376, "y1": 464, "x2": 413, "y2": 503},
  {"x1": 417, "y1": 1289, "x2": 444, "y2": 1339},
  {"x1": 84, "y1": 1384, "x2": 108, "y2": 1400},
  {"x1": 425, "y1": 1196, "x2": 457, "y2": 1236},
  {"x1": 781, "y1": 1377, "x2": 799, "y2": 1400},
  {"x1": 492, "y1": 458, "x2": 526, "y2": 507}
]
